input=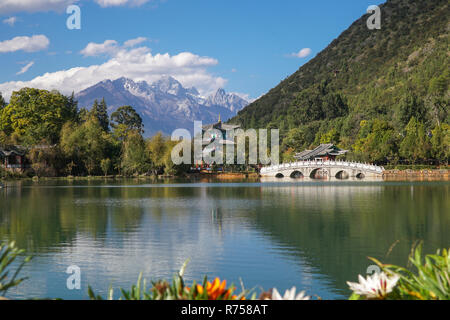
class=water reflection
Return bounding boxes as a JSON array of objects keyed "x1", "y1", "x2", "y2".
[{"x1": 0, "y1": 180, "x2": 449, "y2": 299}]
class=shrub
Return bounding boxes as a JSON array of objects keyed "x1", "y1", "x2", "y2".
[{"x1": 0, "y1": 241, "x2": 32, "y2": 297}]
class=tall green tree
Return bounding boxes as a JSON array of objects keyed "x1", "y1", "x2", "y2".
[
  {"x1": 399, "y1": 117, "x2": 431, "y2": 164},
  {"x1": 0, "y1": 88, "x2": 78, "y2": 144},
  {"x1": 146, "y1": 132, "x2": 167, "y2": 174},
  {"x1": 60, "y1": 116, "x2": 108, "y2": 175},
  {"x1": 398, "y1": 92, "x2": 428, "y2": 126},
  {"x1": 110, "y1": 106, "x2": 143, "y2": 138},
  {"x1": 353, "y1": 119, "x2": 399, "y2": 164},
  {"x1": 430, "y1": 124, "x2": 450, "y2": 164},
  {"x1": 121, "y1": 130, "x2": 149, "y2": 175},
  {"x1": 0, "y1": 92, "x2": 6, "y2": 110},
  {"x1": 90, "y1": 98, "x2": 109, "y2": 132}
]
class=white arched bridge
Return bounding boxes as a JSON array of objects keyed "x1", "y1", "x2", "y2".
[{"x1": 260, "y1": 160, "x2": 385, "y2": 179}]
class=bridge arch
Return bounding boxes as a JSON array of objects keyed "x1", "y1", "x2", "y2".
[
  {"x1": 310, "y1": 168, "x2": 329, "y2": 180},
  {"x1": 275, "y1": 173, "x2": 284, "y2": 178},
  {"x1": 335, "y1": 170, "x2": 350, "y2": 180},
  {"x1": 356, "y1": 172, "x2": 365, "y2": 179},
  {"x1": 290, "y1": 171, "x2": 303, "y2": 179}
]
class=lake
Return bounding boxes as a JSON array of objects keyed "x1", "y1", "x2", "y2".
[{"x1": 1, "y1": 178, "x2": 449, "y2": 299}]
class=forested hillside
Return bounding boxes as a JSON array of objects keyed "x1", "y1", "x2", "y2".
[{"x1": 231, "y1": 0, "x2": 449, "y2": 164}]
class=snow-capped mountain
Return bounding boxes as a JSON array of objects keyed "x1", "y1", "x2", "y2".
[
  {"x1": 205, "y1": 88, "x2": 248, "y2": 113},
  {"x1": 75, "y1": 76, "x2": 249, "y2": 136}
]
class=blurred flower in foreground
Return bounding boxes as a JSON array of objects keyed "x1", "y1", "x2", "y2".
[
  {"x1": 267, "y1": 287, "x2": 311, "y2": 300},
  {"x1": 196, "y1": 277, "x2": 244, "y2": 300},
  {"x1": 347, "y1": 272, "x2": 399, "y2": 299}
]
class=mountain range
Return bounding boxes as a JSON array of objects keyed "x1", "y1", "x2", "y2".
[{"x1": 75, "y1": 76, "x2": 249, "y2": 136}]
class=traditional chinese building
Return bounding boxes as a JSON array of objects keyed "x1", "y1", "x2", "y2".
[
  {"x1": 294, "y1": 144, "x2": 348, "y2": 161},
  {"x1": 201, "y1": 115, "x2": 240, "y2": 144},
  {"x1": 0, "y1": 146, "x2": 26, "y2": 171},
  {"x1": 196, "y1": 116, "x2": 241, "y2": 170}
]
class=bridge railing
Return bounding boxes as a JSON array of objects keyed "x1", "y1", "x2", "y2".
[{"x1": 260, "y1": 160, "x2": 385, "y2": 173}]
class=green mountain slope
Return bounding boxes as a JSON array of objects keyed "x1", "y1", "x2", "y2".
[{"x1": 231, "y1": 0, "x2": 449, "y2": 164}]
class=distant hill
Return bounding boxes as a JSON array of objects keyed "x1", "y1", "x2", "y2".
[
  {"x1": 75, "y1": 76, "x2": 248, "y2": 136},
  {"x1": 231, "y1": 0, "x2": 449, "y2": 164}
]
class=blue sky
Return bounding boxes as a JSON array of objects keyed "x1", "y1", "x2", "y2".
[{"x1": 0, "y1": 0, "x2": 385, "y2": 100}]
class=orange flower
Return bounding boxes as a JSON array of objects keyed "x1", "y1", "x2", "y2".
[{"x1": 196, "y1": 277, "x2": 244, "y2": 300}]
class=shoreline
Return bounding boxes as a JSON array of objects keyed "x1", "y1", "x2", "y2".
[
  {"x1": 1, "y1": 169, "x2": 449, "y2": 182},
  {"x1": 382, "y1": 169, "x2": 449, "y2": 180}
]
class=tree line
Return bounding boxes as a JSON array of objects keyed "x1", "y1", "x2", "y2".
[
  {"x1": 278, "y1": 79, "x2": 449, "y2": 165},
  {"x1": 0, "y1": 88, "x2": 182, "y2": 177}
]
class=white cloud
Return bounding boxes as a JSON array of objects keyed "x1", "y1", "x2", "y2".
[
  {"x1": 0, "y1": 35, "x2": 50, "y2": 53},
  {"x1": 94, "y1": 0, "x2": 151, "y2": 7},
  {"x1": 0, "y1": 39, "x2": 228, "y2": 99},
  {"x1": 80, "y1": 40, "x2": 119, "y2": 57},
  {"x1": 289, "y1": 48, "x2": 312, "y2": 58},
  {"x1": 0, "y1": 0, "x2": 77, "y2": 14},
  {"x1": 16, "y1": 61, "x2": 34, "y2": 75},
  {"x1": 124, "y1": 37, "x2": 148, "y2": 47},
  {"x1": 3, "y1": 16, "x2": 17, "y2": 26},
  {"x1": 0, "y1": 0, "x2": 152, "y2": 14}
]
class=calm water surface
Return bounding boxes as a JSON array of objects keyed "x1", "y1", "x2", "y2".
[{"x1": 0, "y1": 178, "x2": 449, "y2": 299}]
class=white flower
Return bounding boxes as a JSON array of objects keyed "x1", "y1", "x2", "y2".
[
  {"x1": 347, "y1": 272, "x2": 400, "y2": 299},
  {"x1": 270, "y1": 287, "x2": 310, "y2": 300}
]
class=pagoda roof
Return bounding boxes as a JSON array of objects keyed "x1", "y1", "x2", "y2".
[
  {"x1": 0, "y1": 145, "x2": 26, "y2": 157},
  {"x1": 294, "y1": 144, "x2": 348, "y2": 160},
  {"x1": 202, "y1": 121, "x2": 240, "y2": 132}
]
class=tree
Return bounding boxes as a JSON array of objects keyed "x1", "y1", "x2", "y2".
[
  {"x1": 162, "y1": 140, "x2": 188, "y2": 175},
  {"x1": 146, "y1": 132, "x2": 167, "y2": 175},
  {"x1": 60, "y1": 116, "x2": 108, "y2": 175},
  {"x1": 430, "y1": 124, "x2": 450, "y2": 164},
  {"x1": 100, "y1": 158, "x2": 112, "y2": 176},
  {"x1": 121, "y1": 130, "x2": 150, "y2": 175},
  {"x1": 289, "y1": 83, "x2": 349, "y2": 125},
  {"x1": 67, "y1": 92, "x2": 79, "y2": 121},
  {"x1": 90, "y1": 98, "x2": 109, "y2": 132},
  {"x1": 110, "y1": 106, "x2": 143, "y2": 136},
  {"x1": 353, "y1": 119, "x2": 399, "y2": 163},
  {"x1": 399, "y1": 117, "x2": 431, "y2": 164},
  {"x1": 27, "y1": 145, "x2": 64, "y2": 177},
  {"x1": 0, "y1": 92, "x2": 6, "y2": 110},
  {"x1": 282, "y1": 128, "x2": 307, "y2": 152},
  {"x1": 320, "y1": 128, "x2": 340, "y2": 145},
  {"x1": 0, "y1": 88, "x2": 78, "y2": 144},
  {"x1": 429, "y1": 72, "x2": 449, "y2": 97},
  {"x1": 399, "y1": 92, "x2": 428, "y2": 126}
]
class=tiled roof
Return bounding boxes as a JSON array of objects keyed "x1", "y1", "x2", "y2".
[
  {"x1": 294, "y1": 144, "x2": 347, "y2": 160},
  {"x1": 202, "y1": 121, "x2": 240, "y2": 131},
  {"x1": 0, "y1": 145, "x2": 26, "y2": 157}
]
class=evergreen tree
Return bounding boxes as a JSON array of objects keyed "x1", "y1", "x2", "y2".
[
  {"x1": 121, "y1": 130, "x2": 149, "y2": 175},
  {"x1": 110, "y1": 105, "x2": 143, "y2": 135},
  {"x1": 90, "y1": 98, "x2": 109, "y2": 132},
  {"x1": 430, "y1": 124, "x2": 450, "y2": 164},
  {"x1": 0, "y1": 92, "x2": 6, "y2": 110},
  {"x1": 399, "y1": 93, "x2": 428, "y2": 126},
  {"x1": 399, "y1": 117, "x2": 431, "y2": 164}
]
